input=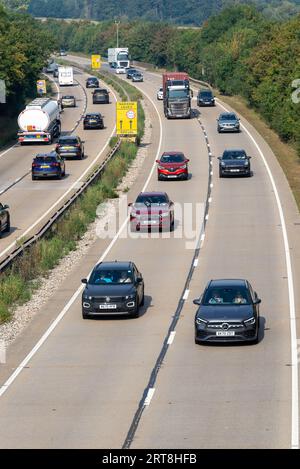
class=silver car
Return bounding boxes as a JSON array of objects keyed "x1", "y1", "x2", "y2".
[
  {"x1": 61, "y1": 95, "x2": 76, "y2": 108},
  {"x1": 157, "y1": 87, "x2": 163, "y2": 100},
  {"x1": 217, "y1": 112, "x2": 240, "y2": 133}
]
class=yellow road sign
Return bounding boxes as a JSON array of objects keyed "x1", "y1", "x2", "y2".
[
  {"x1": 37, "y1": 79, "x2": 47, "y2": 95},
  {"x1": 116, "y1": 102, "x2": 138, "y2": 136},
  {"x1": 91, "y1": 54, "x2": 101, "y2": 69}
]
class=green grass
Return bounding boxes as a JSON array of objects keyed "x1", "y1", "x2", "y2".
[{"x1": 0, "y1": 141, "x2": 139, "y2": 324}]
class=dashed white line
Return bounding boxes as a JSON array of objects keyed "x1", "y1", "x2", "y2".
[
  {"x1": 193, "y1": 259, "x2": 199, "y2": 267},
  {"x1": 167, "y1": 331, "x2": 176, "y2": 345},
  {"x1": 183, "y1": 289, "x2": 190, "y2": 301},
  {"x1": 144, "y1": 388, "x2": 155, "y2": 407}
]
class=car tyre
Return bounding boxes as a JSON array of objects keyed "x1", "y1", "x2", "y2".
[
  {"x1": 130, "y1": 302, "x2": 139, "y2": 319},
  {"x1": 3, "y1": 216, "x2": 10, "y2": 233},
  {"x1": 82, "y1": 312, "x2": 90, "y2": 319},
  {"x1": 140, "y1": 291, "x2": 145, "y2": 307},
  {"x1": 219, "y1": 169, "x2": 223, "y2": 178}
]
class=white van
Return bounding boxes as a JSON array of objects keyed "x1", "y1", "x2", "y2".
[{"x1": 58, "y1": 66, "x2": 74, "y2": 86}]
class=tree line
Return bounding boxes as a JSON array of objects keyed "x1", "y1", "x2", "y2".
[
  {"x1": 43, "y1": 5, "x2": 300, "y2": 156},
  {"x1": 0, "y1": 4, "x2": 55, "y2": 118}
]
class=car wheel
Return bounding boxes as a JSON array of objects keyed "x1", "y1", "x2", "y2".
[
  {"x1": 140, "y1": 291, "x2": 145, "y2": 307},
  {"x1": 219, "y1": 169, "x2": 223, "y2": 178},
  {"x1": 4, "y1": 216, "x2": 10, "y2": 233},
  {"x1": 130, "y1": 301, "x2": 139, "y2": 318},
  {"x1": 32, "y1": 174, "x2": 37, "y2": 181},
  {"x1": 82, "y1": 312, "x2": 90, "y2": 319},
  {"x1": 183, "y1": 173, "x2": 188, "y2": 181},
  {"x1": 194, "y1": 337, "x2": 201, "y2": 345},
  {"x1": 57, "y1": 171, "x2": 62, "y2": 180}
]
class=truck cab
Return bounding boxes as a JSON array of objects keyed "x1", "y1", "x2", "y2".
[{"x1": 163, "y1": 73, "x2": 192, "y2": 119}]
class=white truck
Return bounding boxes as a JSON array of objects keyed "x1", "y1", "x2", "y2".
[
  {"x1": 58, "y1": 66, "x2": 74, "y2": 86},
  {"x1": 17, "y1": 98, "x2": 61, "y2": 144},
  {"x1": 108, "y1": 48, "x2": 130, "y2": 68}
]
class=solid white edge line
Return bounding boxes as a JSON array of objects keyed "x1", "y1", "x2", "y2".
[
  {"x1": 0, "y1": 74, "x2": 163, "y2": 398},
  {"x1": 0, "y1": 83, "x2": 118, "y2": 261},
  {"x1": 167, "y1": 331, "x2": 176, "y2": 345},
  {"x1": 217, "y1": 99, "x2": 299, "y2": 450},
  {"x1": 144, "y1": 388, "x2": 155, "y2": 407}
]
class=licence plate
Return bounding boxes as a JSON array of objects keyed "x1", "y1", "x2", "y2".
[
  {"x1": 41, "y1": 165, "x2": 50, "y2": 168},
  {"x1": 230, "y1": 169, "x2": 239, "y2": 172},
  {"x1": 142, "y1": 220, "x2": 157, "y2": 225},
  {"x1": 216, "y1": 331, "x2": 235, "y2": 337},
  {"x1": 63, "y1": 146, "x2": 73, "y2": 150},
  {"x1": 99, "y1": 304, "x2": 117, "y2": 309},
  {"x1": 168, "y1": 175, "x2": 177, "y2": 178},
  {"x1": 90, "y1": 120, "x2": 97, "y2": 123},
  {"x1": 36, "y1": 135, "x2": 41, "y2": 138}
]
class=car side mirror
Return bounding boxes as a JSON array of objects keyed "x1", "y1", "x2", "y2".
[
  {"x1": 193, "y1": 298, "x2": 201, "y2": 306},
  {"x1": 248, "y1": 156, "x2": 252, "y2": 159},
  {"x1": 136, "y1": 276, "x2": 143, "y2": 283},
  {"x1": 128, "y1": 203, "x2": 132, "y2": 207},
  {"x1": 255, "y1": 299, "x2": 261, "y2": 305},
  {"x1": 81, "y1": 278, "x2": 88, "y2": 284},
  {"x1": 3, "y1": 204, "x2": 9, "y2": 209},
  {"x1": 156, "y1": 160, "x2": 160, "y2": 163}
]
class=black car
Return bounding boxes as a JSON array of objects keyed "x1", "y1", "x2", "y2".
[
  {"x1": 217, "y1": 112, "x2": 240, "y2": 133},
  {"x1": 83, "y1": 113, "x2": 104, "y2": 130},
  {"x1": 86, "y1": 77, "x2": 99, "y2": 88},
  {"x1": 126, "y1": 68, "x2": 138, "y2": 79},
  {"x1": 81, "y1": 261, "x2": 145, "y2": 319},
  {"x1": 92, "y1": 88, "x2": 109, "y2": 104},
  {"x1": 32, "y1": 152, "x2": 65, "y2": 180},
  {"x1": 197, "y1": 89, "x2": 215, "y2": 106},
  {"x1": 55, "y1": 135, "x2": 84, "y2": 159},
  {"x1": 218, "y1": 149, "x2": 251, "y2": 177},
  {"x1": 194, "y1": 279, "x2": 261, "y2": 344},
  {"x1": 0, "y1": 202, "x2": 10, "y2": 236}
]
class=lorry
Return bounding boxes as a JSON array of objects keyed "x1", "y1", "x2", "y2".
[
  {"x1": 17, "y1": 98, "x2": 61, "y2": 144},
  {"x1": 58, "y1": 66, "x2": 74, "y2": 86},
  {"x1": 163, "y1": 72, "x2": 192, "y2": 119},
  {"x1": 108, "y1": 48, "x2": 130, "y2": 68}
]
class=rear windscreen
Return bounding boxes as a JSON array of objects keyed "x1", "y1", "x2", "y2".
[
  {"x1": 35, "y1": 157, "x2": 56, "y2": 163},
  {"x1": 58, "y1": 139, "x2": 78, "y2": 145}
]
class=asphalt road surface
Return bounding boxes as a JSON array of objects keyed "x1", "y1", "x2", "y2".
[{"x1": 0, "y1": 55, "x2": 299, "y2": 449}]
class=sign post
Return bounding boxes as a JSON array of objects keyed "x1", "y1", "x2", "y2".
[
  {"x1": 36, "y1": 79, "x2": 47, "y2": 95},
  {"x1": 116, "y1": 102, "x2": 138, "y2": 142},
  {"x1": 91, "y1": 54, "x2": 101, "y2": 70}
]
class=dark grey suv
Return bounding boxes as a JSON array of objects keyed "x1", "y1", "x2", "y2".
[
  {"x1": 0, "y1": 202, "x2": 10, "y2": 236},
  {"x1": 218, "y1": 149, "x2": 251, "y2": 177},
  {"x1": 194, "y1": 279, "x2": 261, "y2": 344},
  {"x1": 217, "y1": 112, "x2": 240, "y2": 133},
  {"x1": 81, "y1": 261, "x2": 145, "y2": 319}
]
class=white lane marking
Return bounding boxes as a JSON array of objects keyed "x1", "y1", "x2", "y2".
[
  {"x1": 183, "y1": 289, "x2": 190, "y2": 301},
  {"x1": 210, "y1": 183, "x2": 213, "y2": 188},
  {"x1": 0, "y1": 74, "x2": 163, "y2": 398},
  {"x1": 0, "y1": 85, "x2": 118, "y2": 261},
  {"x1": 217, "y1": 98, "x2": 299, "y2": 450},
  {"x1": 144, "y1": 388, "x2": 155, "y2": 406},
  {"x1": 167, "y1": 331, "x2": 176, "y2": 345},
  {"x1": 205, "y1": 214, "x2": 209, "y2": 221},
  {"x1": 208, "y1": 197, "x2": 212, "y2": 203},
  {"x1": 193, "y1": 259, "x2": 199, "y2": 267}
]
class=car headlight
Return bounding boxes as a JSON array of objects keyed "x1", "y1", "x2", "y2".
[
  {"x1": 221, "y1": 162, "x2": 226, "y2": 167},
  {"x1": 158, "y1": 165, "x2": 165, "y2": 170},
  {"x1": 244, "y1": 161, "x2": 249, "y2": 166},
  {"x1": 244, "y1": 317, "x2": 256, "y2": 326},
  {"x1": 196, "y1": 318, "x2": 208, "y2": 326},
  {"x1": 179, "y1": 165, "x2": 187, "y2": 169},
  {"x1": 160, "y1": 212, "x2": 169, "y2": 218},
  {"x1": 125, "y1": 294, "x2": 135, "y2": 300}
]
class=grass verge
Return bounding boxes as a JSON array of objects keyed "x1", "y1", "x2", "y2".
[
  {"x1": 0, "y1": 141, "x2": 138, "y2": 324},
  {"x1": 216, "y1": 93, "x2": 300, "y2": 211}
]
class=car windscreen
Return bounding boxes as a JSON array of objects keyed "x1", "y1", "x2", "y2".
[
  {"x1": 203, "y1": 287, "x2": 252, "y2": 305},
  {"x1": 35, "y1": 156, "x2": 57, "y2": 163},
  {"x1": 62, "y1": 96, "x2": 74, "y2": 100},
  {"x1": 58, "y1": 138, "x2": 78, "y2": 145},
  {"x1": 135, "y1": 195, "x2": 168, "y2": 205},
  {"x1": 199, "y1": 91, "x2": 213, "y2": 98},
  {"x1": 220, "y1": 114, "x2": 237, "y2": 121},
  {"x1": 86, "y1": 115, "x2": 100, "y2": 119},
  {"x1": 160, "y1": 154, "x2": 185, "y2": 163},
  {"x1": 222, "y1": 151, "x2": 247, "y2": 160},
  {"x1": 94, "y1": 90, "x2": 107, "y2": 95},
  {"x1": 89, "y1": 269, "x2": 134, "y2": 285}
]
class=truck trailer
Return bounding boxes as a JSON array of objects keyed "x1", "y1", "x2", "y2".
[
  {"x1": 17, "y1": 98, "x2": 61, "y2": 144},
  {"x1": 163, "y1": 72, "x2": 192, "y2": 119}
]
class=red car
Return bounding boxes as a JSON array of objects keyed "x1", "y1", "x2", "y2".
[
  {"x1": 156, "y1": 152, "x2": 189, "y2": 180},
  {"x1": 129, "y1": 192, "x2": 174, "y2": 232}
]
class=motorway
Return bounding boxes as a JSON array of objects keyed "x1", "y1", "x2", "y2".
[
  {"x1": 0, "y1": 55, "x2": 299, "y2": 448},
  {"x1": 0, "y1": 67, "x2": 117, "y2": 261}
]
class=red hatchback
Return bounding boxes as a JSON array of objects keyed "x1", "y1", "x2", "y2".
[
  {"x1": 157, "y1": 152, "x2": 189, "y2": 181},
  {"x1": 129, "y1": 192, "x2": 174, "y2": 232}
]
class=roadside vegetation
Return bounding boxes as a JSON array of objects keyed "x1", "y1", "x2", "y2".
[{"x1": 0, "y1": 62, "x2": 145, "y2": 324}]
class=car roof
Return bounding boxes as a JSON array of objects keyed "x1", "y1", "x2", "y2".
[
  {"x1": 223, "y1": 149, "x2": 246, "y2": 153},
  {"x1": 94, "y1": 261, "x2": 133, "y2": 270},
  {"x1": 94, "y1": 88, "x2": 108, "y2": 92},
  {"x1": 208, "y1": 279, "x2": 247, "y2": 288},
  {"x1": 220, "y1": 112, "x2": 237, "y2": 118},
  {"x1": 62, "y1": 95, "x2": 74, "y2": 98},
  {"x1": 35, "y1": 152, "x2": 57, "y2": 158}
]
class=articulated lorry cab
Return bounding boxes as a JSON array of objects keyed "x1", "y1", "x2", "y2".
[
  {"x1": 163, "y1": 72, "x2": 192, "y2": 119},
  {"x1": 17, "y1": 98, "x2": 61, "y2": 144},
  {"x1": 108, "y1": 48, "x2": 130, "y2": 68}
]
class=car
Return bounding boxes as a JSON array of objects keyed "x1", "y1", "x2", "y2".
[
  {"x1": 218, "y1": 149, "x2": 251, "y2": 177},
  {"x1": 0, "y1": 202, "x2": 10, "y2": 236},
  {"x1": 92, "y1": 88, "x2": 109, "y2": 104},
  {"x1": 59, "y1": 49, "x2": 67, "y2": 56},
  {"x1": 126, "y1": 68, "x2": 138, "y2": 79},
  {"x1": 111, "y1": 62, "x2": 117, "y2": 69},
  {"x1": 129, "y1": 191, "x2": 174, "y2": 232},
  {"x1": 193, "y1": 279, "x2": 261, "y2": 344},
  {"x1": 116, "y1": 66, "x2": 126, "y2": 75},
  {"x1": 132, "y1": 72, "x2": 144, "y2": 82},
  {"x1": 81, "y1": 261, "x2": 144, "y2": 319},
  {"x1": 31, "y1": 152, "x2": 65, "y2": 180},
  {"x1": 197, "y1": 89, "x2": 215, "y2": 106},
  {"x1": 156, "y1": 152, "x2": 189, "y2": 181},
  {"x1": 83, "y1": 112, "x2": 104, "y2": 130},
  {"x1": 55, "y1": 135, "x2": 84, "y2": 159},
  {"x1": 217, "y1": 112, "x2": 240, "y2": 133},
  {"x1": 86, "y1": 76, "x2": 99, "y2": 88},
  {"x1": 53, "y1": 68, "x2": 59, "y2": 78},
  {"x1": 61, "y1": 95, "x2": 76, "y2": 108},
  {"x1": 157, "y1": 87, "x2": 163, "y2": 100}
]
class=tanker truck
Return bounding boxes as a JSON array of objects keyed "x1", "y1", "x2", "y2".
[{"x1": 17, "y1": 98, "x2": 61, "y2": 144}]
